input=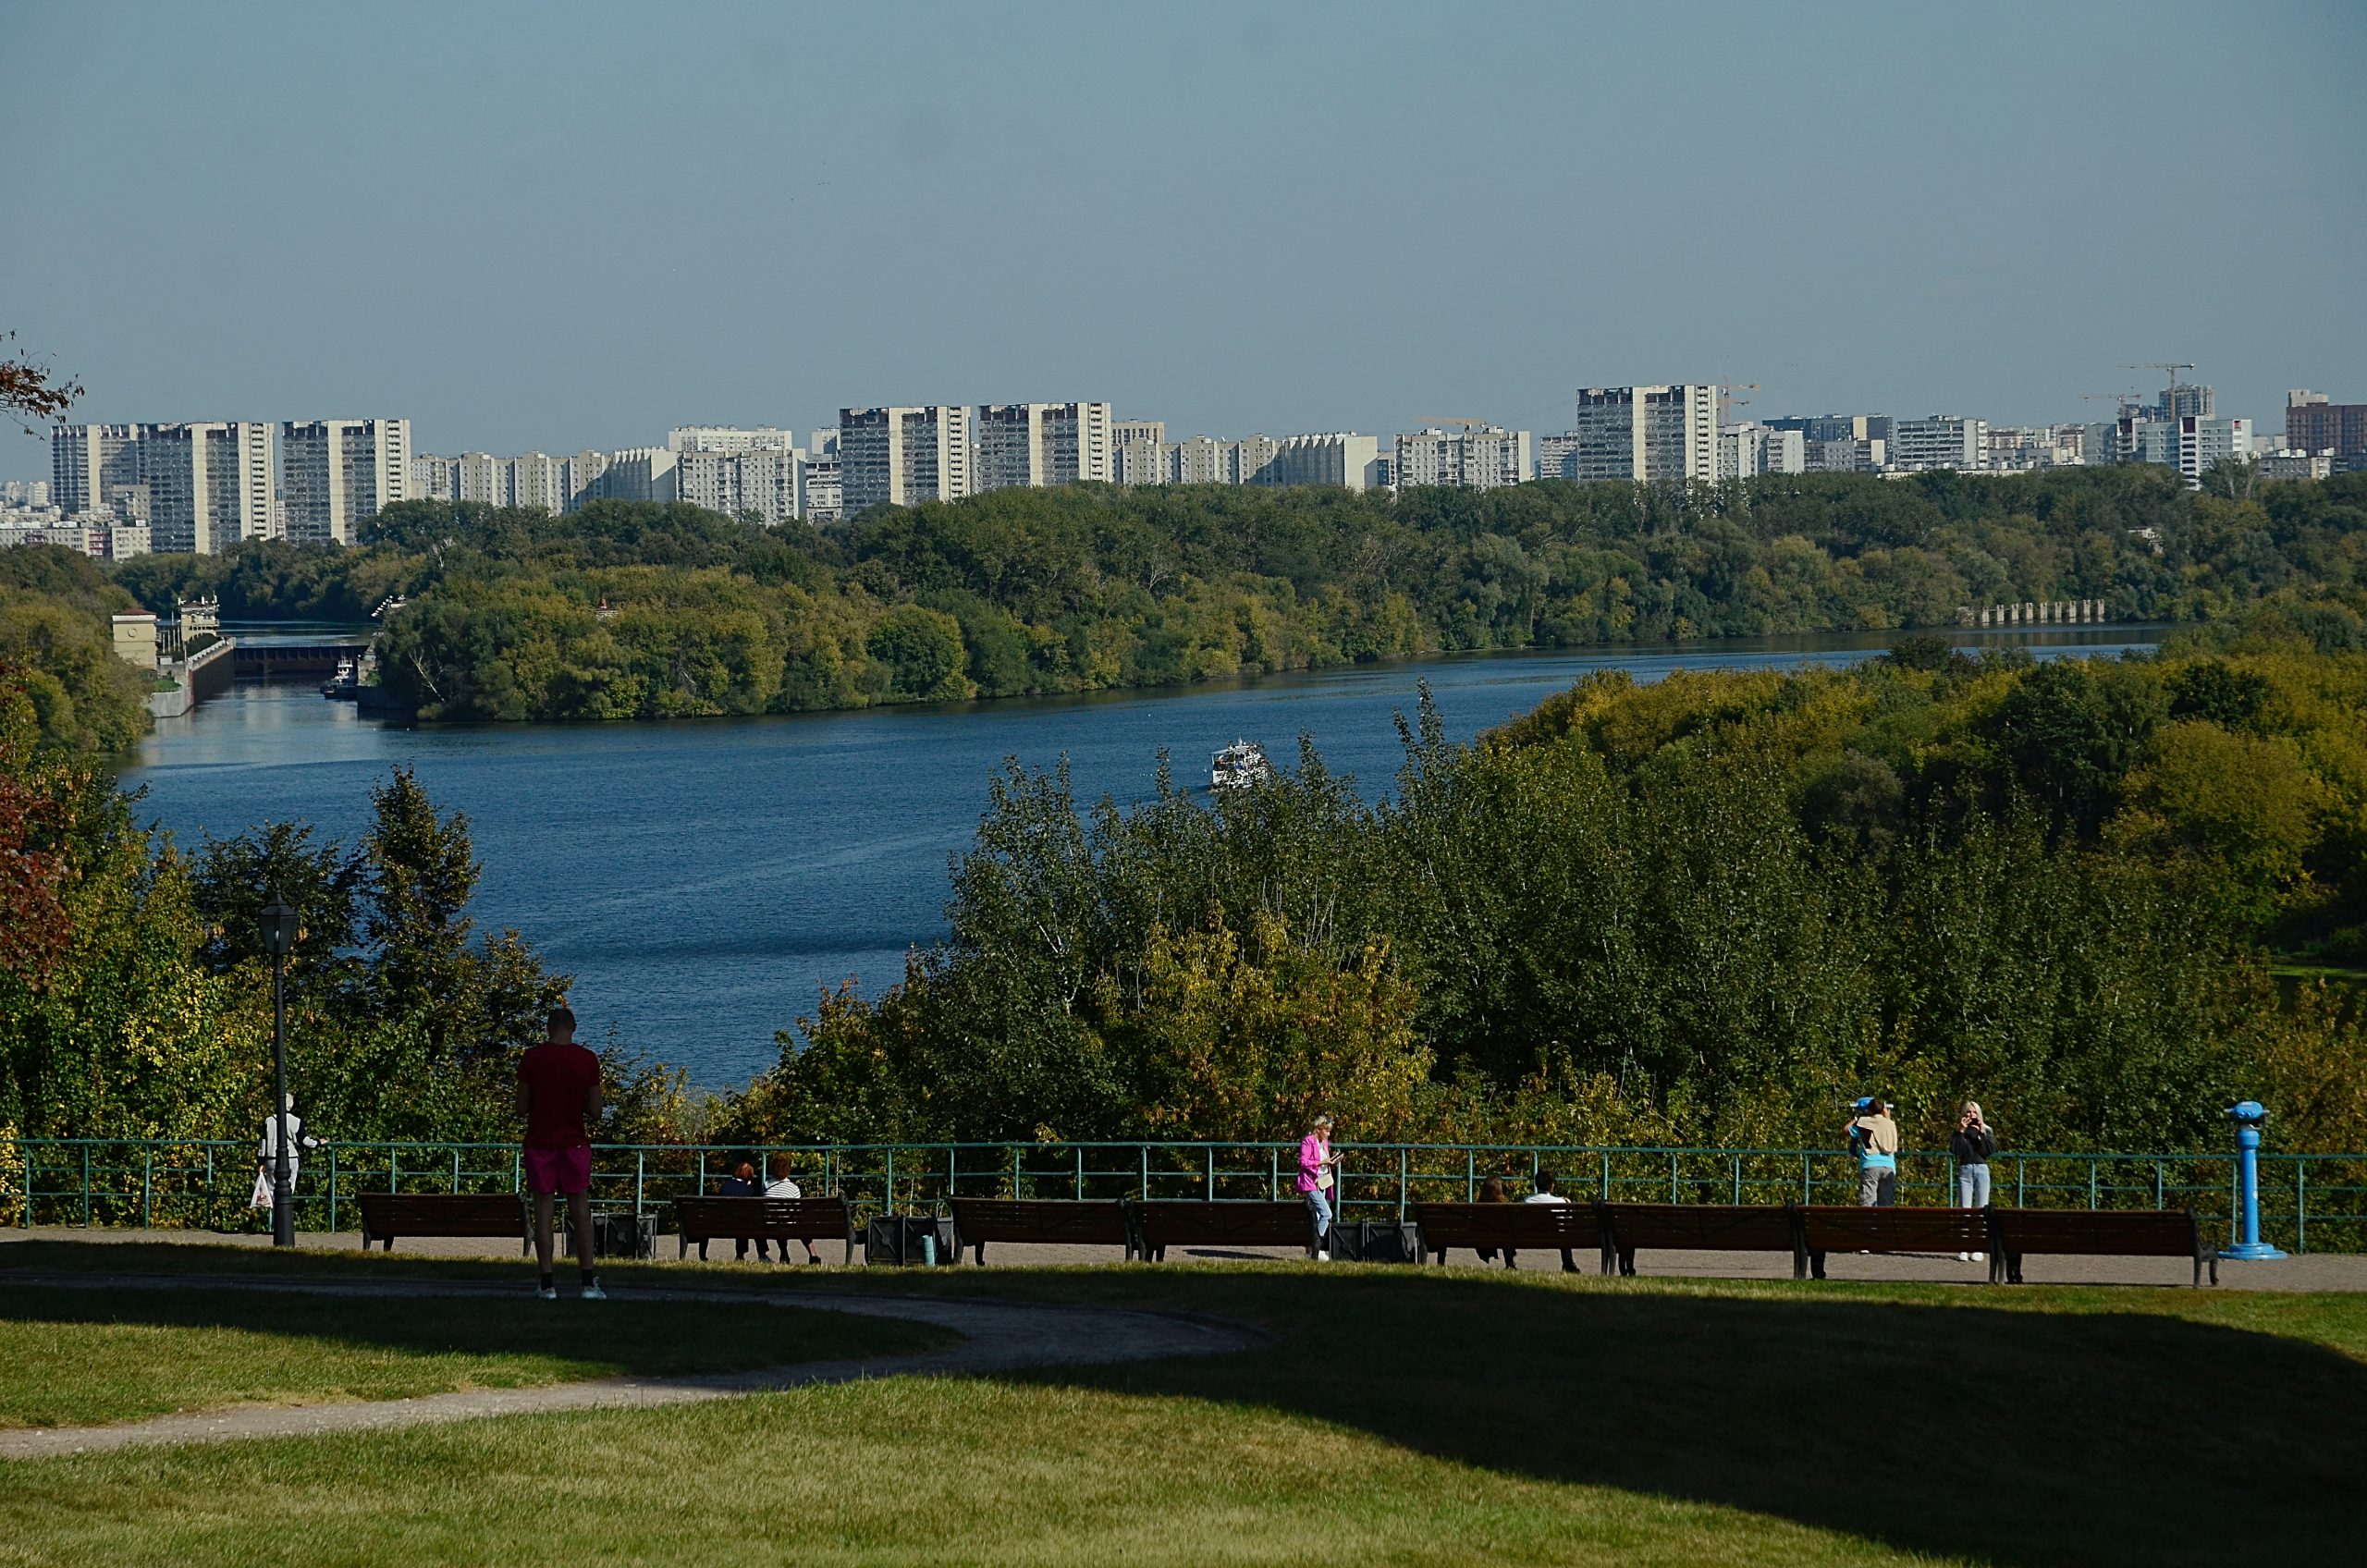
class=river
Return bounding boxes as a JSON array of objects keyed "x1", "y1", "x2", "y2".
[{"x1": 120, "y1": 625, "x2": 2165, "y2": 1088}]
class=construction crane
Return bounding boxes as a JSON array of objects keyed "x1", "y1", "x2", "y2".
[
  {"x1": 2080, "y1": 391, "x2": 2140, "y2": 411},
  {"x1": 2121, "y1": 361, "x2": 2198, "y2": 415},
  {"x1": 1718, "y1": 381, "x2": 1760, "y2": 416}
]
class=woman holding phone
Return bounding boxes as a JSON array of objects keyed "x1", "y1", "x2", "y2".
[
  {"x1": 1951, "y1": 1101, "x2": 1997, "y2": 1262},
  {"x1": 1298, "y1": 1114, "x2": 1342, "y2": 1261}
]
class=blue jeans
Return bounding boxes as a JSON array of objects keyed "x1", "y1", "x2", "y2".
[
  {"x1": 1956, "y1": 1164, "x2": 1993, "y2": 1207},
  {"x1": 1305, "y1": 1187, "x2": 1333, "y2": 1252}
]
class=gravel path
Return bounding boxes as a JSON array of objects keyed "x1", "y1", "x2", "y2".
[{"x1": 0, "y1": 1272, "x2": 1257, "y2": 1462}]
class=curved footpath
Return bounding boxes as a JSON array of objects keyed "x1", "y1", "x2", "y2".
[{"x1": 0, "y1": 1273, "x2": 1259, "y2": 1462}]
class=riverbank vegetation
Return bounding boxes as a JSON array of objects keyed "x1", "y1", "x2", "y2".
[
  {"x1": 0, "y1": 545, "x2": 151, "y2": 753},
  {"x1": 107, "y1": 466, "x2": 2367, "y2": 724},
  {"x1": 727, "y1": 604, "x2": 2367, "y2": 1156}
]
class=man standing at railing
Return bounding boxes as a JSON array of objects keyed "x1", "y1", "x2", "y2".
[{"x1": 517, "y1": 1006, "x2": 605, "y2": 1300}]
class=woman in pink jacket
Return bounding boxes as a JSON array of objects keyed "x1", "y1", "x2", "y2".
[{"x1": 1297, "y1": 1114, "x2": 1342, "y2": 1261}]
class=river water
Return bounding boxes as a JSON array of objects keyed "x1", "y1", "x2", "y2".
[{"x1": 120, "y1": 625, "x2": 2164, "y2": 1088}]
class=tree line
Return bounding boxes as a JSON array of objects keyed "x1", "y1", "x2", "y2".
[{"x1": 99, "y1": 466, "x2": 2367, "y2": 724}]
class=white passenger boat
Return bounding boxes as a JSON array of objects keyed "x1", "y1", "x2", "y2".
[{"x1": 1210, "y1": 739, "x2": 1270, "y2": 790}]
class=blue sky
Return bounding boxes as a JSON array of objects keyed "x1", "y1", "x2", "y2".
[{"x1": 3, "y1": 0, "x2": 2361, "y2": 477}]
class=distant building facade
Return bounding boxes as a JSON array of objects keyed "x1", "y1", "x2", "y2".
[
  {"x1": 1394, "y1": 426, "x2": 1528, "y2": 491},
  {"x1": 975, "y1": 401, "x2": 1114, "y2": 491},
  {"x1": 280, "y1": 418, "x2": 411, "y2": 545},
  {"x1": 840, "y1": 405, "x2": 973, "y2": 510},
  {"x1": 1889, "y1": 416, "x2": 1987, "y2": 472},
  {"x1": 2285, "y1": 390, "x2": 2367, "y2": 472},
  {"x1": 677, "y1": 447, "x2": 805, "y2": 524},
  {"x1": 1566, "y1": 385, "x2": 1721, "y2": 483}
]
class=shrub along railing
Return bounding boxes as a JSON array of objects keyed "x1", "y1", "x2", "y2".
[{"x1": 7, "y1": 1138, "x2": 2365, "y2": 1253}]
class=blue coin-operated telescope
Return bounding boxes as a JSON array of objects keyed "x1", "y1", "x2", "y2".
[{"x1": 2222, "y1": 1100, "x2": 2287, "y2": 1261}]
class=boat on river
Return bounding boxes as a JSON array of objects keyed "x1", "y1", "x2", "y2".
[{"x1": 1210, "y1": 739, "x2": 1270, "y2": 790}]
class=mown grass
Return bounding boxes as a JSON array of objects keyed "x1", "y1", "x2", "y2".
[
  {"x1": 0, "y1": 1286, "x2": 949, "y2": 1430},
  {"x1": 4, "y1": 1245, "x2": 2363, "y2": 1566}
]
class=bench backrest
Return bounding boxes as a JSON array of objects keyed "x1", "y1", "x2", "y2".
[
  {"x1": 1603, "y1": 1203, "x2": 1798, "y2": 1253},
  {"x1": 1797, "y1": 1206, "x2": 1990, "y2": 1255},
  {"x1": 1989, "y1": 1207, "x2": 2201, "y2": 1257},
  {"x1": 949, "y1": 1198, "x2": 1131, "y2": 1247},
  {"x1": 1134, "y1": 1200, "x2": 1310, "y2": 1250},
  {"x1": 1413, "y1": 1202, "x2": 1608, "y2": 1249},
  {"x1": 673, "y1": 1194, "x2": 851, "y2": 1243},
  {"x1": 356, "y1": 1193, "x2": 526, "y2": 1238}
]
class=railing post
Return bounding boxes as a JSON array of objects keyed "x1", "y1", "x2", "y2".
[
  {"x1": 142, "y1": 1148, "x2": 153, "y2": 1229},
  {"x1": 1073, "y1": 1145, "x2": 1083, "y2": 1201},
  {"x1": 1140, "y1": 1145, "x2": 1148, "y2": 1201},
  {"x1": 2296, "y1": 1161, "x2": 2307, "y2": 1255},
  {"x1": 2154, "y1": 1161, "x2": 2165, "y2": 1208},
  {"x1": 391, "y1": 1146, "x2": 399, "y2": 1196},
  {"x1": 1269, "y1": 1146, "x2": 1279, "y2": 1202},
  {"x1": 1731, "y1": 1154, "x2": 1741, "y2": 1206},
  {"x1": 886, "y1": 1147, "x2": 896, "y2": 1216},
  {"x1": 1466, "y1": 1148, "x2": 1476, "y2": 1201},
  {"x1": 328, "y1": 1145, "x2": 340, "y2": 1234},
  {"x1": 1600, "y1": 1149, "x2": 1610, "y2": 1202},
  {"x1": 80, "y1": 1144, "x2": 91, "y2": 1228},
  {"x1": 1668, "y1": 1148, "x2": 1677, "y2": 1205},
  {"x1": 1801, "y1": 1152, "x2": 1810, "y2": 1204},
  {"x1": 698, "y1": 1151, "x2": 706, "y2": 1195},
  {"x1": 2089, "y1": 1158, "x2": 2098, "y2": 1210},
  {"x1": 1206, "y1": 1145, "x2": 1215, "y2": 1202},
  {"x1": 452, "y1": 1145, "x2": 461, "y2": 1195},
  {"x1": 635, "y1": 1150, "x2": 645, "y2": 1216},
  {"x1": 1399, "y1": 1146, "x2": 1409, "y2": 1223}
]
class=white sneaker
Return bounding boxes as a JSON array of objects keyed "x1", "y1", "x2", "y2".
[
  {"x1": 1957, "y1": 1252, "x2": 1971, "y2": 1263},
  {"x1": 536, "y1": 1285, "x2": 558, "y2": 1300},
  {"x1": 1316, "y1": 1252, "x2": 1330, "y2": 1262},
  {"x1": 581, "y1": 1280, "x2": 607, "y2": 1300},
  {"x1": 1971, "y1": 1252, "x2": 1986, "y2": 1263}
]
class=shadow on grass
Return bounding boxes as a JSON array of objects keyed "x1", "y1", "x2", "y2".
[
  {"x1": 1008, "y1": 1270, "x2": 2367, "y2": 1568},
  {"x1": 6, "y1": 1243, "x2": 2362, "y2": 1563}
]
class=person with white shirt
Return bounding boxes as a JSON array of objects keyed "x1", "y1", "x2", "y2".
[
  {"x1": 254, "y1": 1094, "x2": 323, "y2": 1218},
  {"x1": 1523, "y1": 1170, "x2": 1580, "y2": 1273},
  {"x1": 765, "y1": 1155, "x2": 822, "y2": 1265}
]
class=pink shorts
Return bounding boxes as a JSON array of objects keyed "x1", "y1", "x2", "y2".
[{"x1": 523, "y1": 1145, "x2": 592, "y2": 1195}]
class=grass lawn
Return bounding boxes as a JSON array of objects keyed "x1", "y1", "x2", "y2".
[
  {"x1": 4, "y1": 1247, "x2": 2364, "y2": 1566},
  {"x1": 0, "y1": 1286, "x2": 950, "y2": 1430}
]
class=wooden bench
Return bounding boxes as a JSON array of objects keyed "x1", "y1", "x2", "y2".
[
  {"x1": 1601, "y1": 1203, "x2": 1804, "y2": 1278},
  {"x1": 948, "y1": 1198, "x2": 1134, "y2": 1265},
  {"x1": 1413, "y1": 1202, "x2": 1611, "y2": 1272},
  {"x1": 1133, "y1": 1200, "x2": 1313, "y2": 1261},
  {"x1": 1797, "y1": 1206, "x2": 1993, "y2": 1280},
  {"x1": 672, "y1": 1195, "x2": 856, "y2": 1265},
  {"x1": 356, "y1": 1192, "x2": 530, "y2": 1253},
  {"x1": 1988, "y1": 1207, "x2": 2217, "y2": 1287}
]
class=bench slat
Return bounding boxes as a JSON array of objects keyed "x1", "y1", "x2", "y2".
[
  {"x1": 672, "y1": 1195, "x2": 856, "y2": 1265},
  {"x1": 355, "y1": 1193, "x2": 530, "y2": 1254},
  {"x1": 948, "y1": 1199, "x2": 1132, "y2": 1264},
  {"x1": 1134, "y1": 1201, "x2": 1311, "y2": 1259}
]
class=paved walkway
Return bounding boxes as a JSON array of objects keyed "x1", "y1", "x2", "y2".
[
  {"x1": 7, "y1": 1224, "x2": 2365, "y2": 1289},
  {"x1": 0, "y1": 1272, "x2": 1257, "y2": 1462}
]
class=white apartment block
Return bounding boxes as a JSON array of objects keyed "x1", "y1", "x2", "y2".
[
  {"x1": 560, "y1": 451, "x2": 608, "y2": 510},
  {"x1": 677, "y1": 448, "x2": 804, "y2": 525},
  {"x1": 1261, "y1": 433, "x2": 1380, "y2": 490},
  {"x1": 0, "y1": 512, "x2": 151, "y2": 559},
  {"x1": 1716, "y1": 424, "x2": 1809, "y2": 480},
  {"x1": 1568, "y1": 385, "x2": 1721, "y2": 483},
  {"x1": 1394, "y1": 426, "x2": 1527, "y2": 492},
  {"x1": 839, "y1": 406, "x2": 972, "y2": 510},
  {"x1": 2256, "y1": 448, "x2": 2332, "y2": 481},
  {"x1": 0, "y1": 480, "x2": 51, "y2": 508},
  {"x1": 2124, "y1": 416, "x2": 2252, "y2": 489},
  {"x1": 596, "y1": 448, "x2": 681, "y2": 504},
  {"x1": 1231, "y1": 435, "x2": 1281, "y2": 484},
  {"x1": 1167, "y1": 435, "x2": 1233, "y2": 485},
  {"x1": 280, "y1": 418, "x2": 411, "y2": 545},
  {"x1": 1113, "y1": 420, "x2": 1167, "y2": 486},
  {"x1": 138, "y1": 422, "x2": 277, "y2": 554},
  {"x1": 1537, "y1": 433, "x2": 1580, "y2": 483},
  {"x1": 1889, "y1": 416, "x2": 1987, "y2": 472},
  {"x1": 1806, "y1": 437, "x2": 1887, "y2": 473},
  {"x1": 668, "y1": 426, "x2": 803, "y2": 455},
  {"x1": 803, "y1": 458, "x2": 843, "y2": 523},
  {"x1": 975, "y1": 401, "x2": 1114, "y2": 491}
]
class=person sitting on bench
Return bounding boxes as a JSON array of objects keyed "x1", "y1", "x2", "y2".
[
  {"x1": 1524, "y1": 1170, "x2": 1580, "y2": 1273},
  {"x1": 720, "y1": 1162, "x2": 768, "y2": 1261},
  {"x1": 765, "y1": 1155, "x2": 823, "y2": 1265}
]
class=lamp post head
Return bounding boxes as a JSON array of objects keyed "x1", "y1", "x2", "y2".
[
  {"x1": 2226, "y1": 1100, "x2": 2268, "y2": 1127},
  {"x1": 258, "y1": 891, "x2": 300, "y2": 959}
]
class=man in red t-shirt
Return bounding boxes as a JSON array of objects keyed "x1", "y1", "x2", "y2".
[{"x1": 517, "y1": 1006, "x2": 605, "y2": 1299}]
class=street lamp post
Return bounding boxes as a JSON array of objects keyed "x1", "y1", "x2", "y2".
[{"x1": 258, "y1": 890, "x2": 300, "y2": 1248}]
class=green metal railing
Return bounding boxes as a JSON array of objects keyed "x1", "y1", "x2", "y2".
[{"x1": 6, "y1": 1138, "x2": 2364, "y2": 1252}]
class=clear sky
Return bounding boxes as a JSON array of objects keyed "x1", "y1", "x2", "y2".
[{"x1": 4, "y1": 0, "x2": 2361, "y2": 479}]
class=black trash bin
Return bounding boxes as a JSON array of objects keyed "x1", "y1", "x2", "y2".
[
  {"x1": 1329, "y1": 1219, "x2": 1423, "y2": 1264},
  {"x1": 865, "y1": 1214, "x2": 956, "y2": 1266}
]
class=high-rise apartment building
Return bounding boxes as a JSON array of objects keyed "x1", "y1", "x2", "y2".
[
  {"x1": 1718, "y1": 423, "x2": 1809, "y2": 480},
  {"x1": 839, "y1": 406, "x2": 972, "y2": 510},
  {"x1": 1890, "y1": 416, "x2": 1987, "y2": 472},
  {"x1": 975, "y1": 402, "x2": 1114, "y2": 491},
  {"x1": 596, "y1": 448, "x2": 681, "y2": 504},
  {"x1": 1805, "y1": 437, "x2": 1887, "y2": 473},
  {"x1": 677, "y1": 447, "x2": 804, "y2": 525},
  {"x1": 803, "y1": 457, "x2": 843, "y2": 523},
  {"x1": 1167, "y1": 435, "x2": 1233, "y2": 485},
  {"x1": 2122, "y1": 416, "x2": 2252, "y2": 488},
  {"x1": 2284, "y1": 391, "x2": 2367, "y2": 472},
  {"x1": 139, "y1": 423, "x2": 277, "y2": 553},
  {"x1": 51, "y1": 423, "x2": 143, "y2": 515},
  {"x1": 1567, "y1": 385, "x2": 1721, "y2": 483},
  {"x1": 1113, "y1": 420, "x2": 1167, "y2": 486},
  {"x1": 280, "y1": 418, "x2": 411, "y2": 545},
  {"x1": 668, "y1": 426, "x2": 803, "y2": 455},
  {"x1": 1393, "y1": 426, "x2": 1527, "y2": 491}
]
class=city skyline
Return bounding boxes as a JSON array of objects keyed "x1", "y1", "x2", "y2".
[{"x1": 3, "y1": 0, "x2": 2362, "y2": 483}]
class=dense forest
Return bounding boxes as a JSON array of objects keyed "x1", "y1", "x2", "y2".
[
  {"x1": 0, "y1": 545, "x2": 152, "y2": 752},
  {"x1": 723, "y1": 599, "x2": 2367, "y2": 1157},
  {"x1": 105, "y1": 466, "x2": 2367, "y2": 724}
]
